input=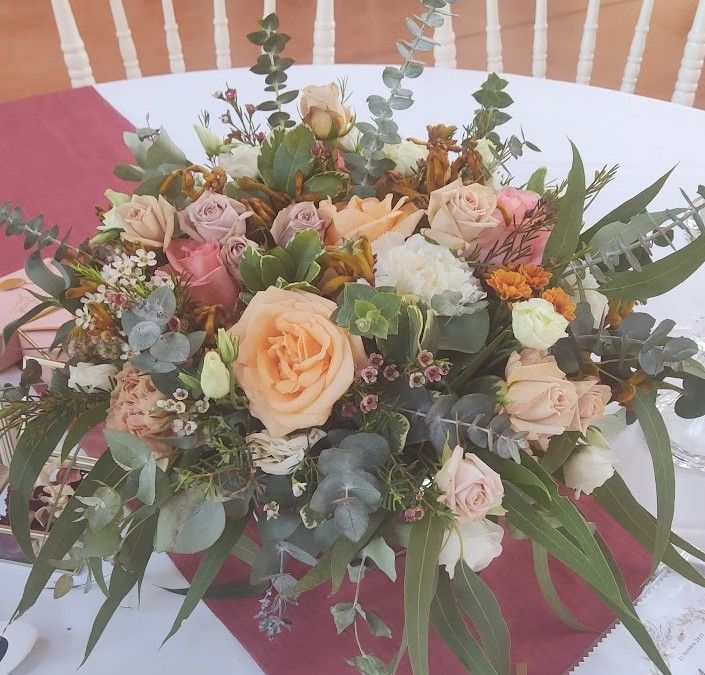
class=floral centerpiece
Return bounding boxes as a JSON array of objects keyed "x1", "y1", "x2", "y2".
[{"x1": 2, "y1": 6, "x2": 705, "y2": 674}]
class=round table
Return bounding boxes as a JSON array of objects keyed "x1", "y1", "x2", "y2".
[{"x1": 1, "y1": 65, "x2": 704, "y2": 675}]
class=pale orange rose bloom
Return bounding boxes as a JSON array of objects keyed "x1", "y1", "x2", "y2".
[
  {"x1": 229, "y1": 287, "x2": 366, "y2": 437},
  {"x1": 321, "y1": 194, "x2": 423, "y2": 245},
  {"x1": 572, "y1": 376, "x2": 611, "y2": 433}
]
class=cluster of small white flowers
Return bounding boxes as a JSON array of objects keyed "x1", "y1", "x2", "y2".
[
  {"x1": 100, "y1": 249, "x2": 157, "y2": 288},
  {"x1": 75, "y1": 307, "x2": 94, "y2": 330},
  {"x1": 155, "y1": 390, "x2": 210, "y2": 437},
  {"x1": 120, "y1": 343, "x2": 140, "y2": 361}
]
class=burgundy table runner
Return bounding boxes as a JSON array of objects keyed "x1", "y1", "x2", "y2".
[{"x1": 0, "y1": 86, "x2": 652, "y2": 674}]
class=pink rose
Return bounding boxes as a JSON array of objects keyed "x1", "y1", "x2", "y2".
[
  {"x1": 505, "y1": 348, "x2": 578, "y2": 449},
  {"x1": 177, "y1": 190, "x2": 250, "y2": 243},
  {"x1": 165, "y1": 239, "x2": 239, "y2": 309},
  {"x1": 435, "y1": 446, "x2": 504, "y2": 521},
  {"x1": 105, "y1": 364, "x2": 169, "y2": 458},
  {"x1": 219, "y1": 235, "x2": 259, "y2": 282},
  {"x1": 571, "y1": 376, "x2": 611, "y2": 433},
  {"x1": 270, "y1": 202, "x2": 328, "y2": 246},
  {"x1": 476, "y1": 186, "x2": 549, "y2": 265}
]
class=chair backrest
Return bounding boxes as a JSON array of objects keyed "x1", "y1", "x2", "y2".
[
  {"x1": 51, "y1": 0, "x2": 705, "y2": 107},
  {"x1": 431, "y1": 0, "x2": 705, "y2": 107}
]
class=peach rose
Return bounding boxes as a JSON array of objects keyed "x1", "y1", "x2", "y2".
[
  {"x1": 504, "y1": 348, "x2": 579, "y2": 448},
  {"x1": 117, "y1": 194, "x2": 176, "y2": 249},
  {"x1": 229, "y1": 287, "x2": 366, "y2": 437},
  {"x1": 572, "y1": 376, "x2": 611, "y2": 433},
  {"x1": 426, "y1": 179, "x2": 499, "y2": 248},
  {"x1": 105, "y1": 364, "x2": 169, "y2": 458},
  {"x1": 165, "y1": 239, "x2": 239, "y2": 310},
  {"x1": 299, "y1": 83, "x2": 354, "y2": 140},
  {"x1": 321, "y1": 194, "x2": 423, "y2": 245},
  {"x1": 435, "y1": 446, "x2": 504, "y2": 521}
]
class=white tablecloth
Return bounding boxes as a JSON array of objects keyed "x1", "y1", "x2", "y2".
[{"x1": 2, "y1": 65, "x2": 704, "y2": 674}]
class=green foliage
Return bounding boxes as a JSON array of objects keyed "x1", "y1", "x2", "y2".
[
  {"x1": 404, "y1": 510, "x2": 445, "y2": 675},
  {"x1": 239, "y1": 228, "x2": 323, "y2": 299},
  {"x1": 115, "y1": 127, "x2": 191, "y2": 202},
  {"x1": 247, "y1": 13, "x2": 298, "y2": 129},
  {"x1": 351, "y1": 0, "x2": 455, "y2": 195},
  {"x1": 258, "y1": 124, "x2": 314, "y2": 192},
  {"x1": 436, "y1": 309, "x2": 490, "y2": 353},
  {"x1": 104, "y1": 429, "x2": 158, "y2": 505},
  {"x1": 542, "y1": 141, "x2": 586, "y2": 267},
  {"x1": 332, "y1": 284, "x2": 402, "y2": 340}
]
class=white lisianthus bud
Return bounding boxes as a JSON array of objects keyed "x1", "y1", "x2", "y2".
[
  {"x1": 105, "y1": 189, "x2": 130, "y2": 207},
  {"x1": 511, "y1": 298, "x2": 569, "y2": 350},
  {"x1": 68, "y1": 362, "x2": 119, "y2": 393},
  {"x1": 563, "y1": 269, "x2": 609, "y2": 328},
  {"x1": 218, "y1": 143, "x2": 261, "y2": 180},
  {"x1": 194, "y1": 124, "x2": 224, "y2": 156},
  {"x1": 563, "y1": 444, "x2": 616, "y2": 496},
  {"x1": 200, "y1": 351, "x2": 231, "y2": 399},
  {"x1": 216, "y1": 328, "x2": 238, "y2": 365},
  {"x1": 438, "y1": 518, "x2": 504, "y2": 578},
  {"x1": 382, "y1": 140, "x2": 428, "y2": 176}
]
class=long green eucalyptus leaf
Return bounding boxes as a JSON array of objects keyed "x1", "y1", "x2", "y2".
[
  {"x1": 542, "y1": 141, "x2": 586, "y2": 266},
  {"x1": 60, "y1": 401, "x2": 109, "y2": 460},
  {"x1": 539, "y1": 431, "x2": 581, "y2": 475},
  {"x1": 531, "y1": 542, "x2": 595, "y2": 632},
  {"x1": 430, "y1": 572, "x2": 501, "y2": 675},
  {"x1": 594, "y1": 472, "x2": 705, "y2": 586},
  {"x1": 404, "y1": 511, "x2": 444, "y2": 675},
  {"x1": 631, "y1": 392, "x2": 675, "y2": 571},
  {"x1": 12, "y1": 452, "x2": 126, "y2": 619},
  {"x1": 163, "y1": 515, "x2": 250, "y2": 644},
  {"x1": 9, "y1": 409, "x2": 75, "y2": 559},
  {"x1": 82, "y1": 514, "x2": 158, "y2": 664},
  {"x1": 453, "y1": 562, "x2": 511, "y2": 675},
  {"x1": 580, "y1": 167, "x2": 674, "y2": 244}
]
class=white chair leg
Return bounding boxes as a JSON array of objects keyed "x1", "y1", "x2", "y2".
[
  {"x1": 485, "y1": 0, "x2": 503, "y2": 72},
  {"x1": 620, "y1": 0, "x2": 653, "y2": 94},
  {"x1": 263, "y1": 0, "x2": 276, "y2": 16},
  {"x1": 108, "y1": 0, "x2": 141, "y2": 79},
  {"x1": 532, "y1": 0, "x2": 548, "y2": 78},
  {"x1": 576, "y1": 0, "x2": 601, "y2": 85},
  {"x1": 160, "y1": 0, "x2": 185, "y2": 74},
  {"x1": 213, "y1": 0, "x2": 231, "y2": 69},
  {"x1": 434, "y1": 10, "x2": 457, "y2": 68},
  {"x1": 672, "y1": 0, "x2": 705, "y2": 106},
  {"x1": 313, "y1": 0, "x2": 335, "y2": 65},
  {"x1": 49, "y1": 0, "x2": 95, "y2": 87}
]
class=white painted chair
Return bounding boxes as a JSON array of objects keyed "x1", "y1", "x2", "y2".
[
  {"x1": 50, "y1": 0, "x2": 337, "y2": 86},
  {"x1": 431, "y1": 0, "x2": 705, "y2": 107},
  {"x1": 51, "y1": 0, "x2": 705, "y2": 107}
]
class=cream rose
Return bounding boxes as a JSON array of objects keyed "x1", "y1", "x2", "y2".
[
  {"x1": 505, "y1": 349, "x2": 579, "y2": 447},
  {"x1": 247, "y1": 429, "x2": 325, "y2": 475},
  {"x1": 425, "y1": 179, "x2": 499, "y2": 248},
  {"x1": 219, "y1": 143, "x2": 261, "y2": 180},
  {"x1": 439, "y1": 519, "x2": 504, "y2": 578},
  {"x1": 573, "y1": 376, "x2": 611, "y2": 433},
  {"x1": 320, "y1": 194, "x2": 423, "y2": 245},
  {"x1": 563, "y1": 444, "x2": 615, "y2": 496},
  {"x1": 229, "y1": 287, "x2": 366, "y2": 437},
  {"x1": 511, "y1": 297, "x2": 569, "y2": 350},
  {"x1": 299, "y1": 83, "x2": 354, "y2": 140},
  {"x1": 382, "y1": 140, "x2": 428, "y2": 176},
  {"x1": 68, "y1": 362, "x2": 118, "y2": 393},
  {"x1": 435, "y1": 446, "x2": 504, "y2": 521},
  {"x1": 117, "y1": 194, "x2": 176, "y2": 249}
]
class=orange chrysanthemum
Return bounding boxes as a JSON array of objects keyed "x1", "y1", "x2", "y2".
[
  {"x1": 541, "y1": 287, "x2": 577, "y2": 321},
  {"x1": 486, "y1": 268, "x2": 533, "y2": 301},
  {"x1": 518, "y1": 263, "x2": 552, "y2": 290}
]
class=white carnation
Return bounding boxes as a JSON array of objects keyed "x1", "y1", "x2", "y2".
[
  {"x1": 511, "y1": 297, "x2": 569, "y2": 350},
  {"x1": 68, "y1": 362, "x2": 119, "y2": 392},
  {"x1": 438, "y1": 518, "x2": 504, "y2": 578},
  {"x1": 374, "y1": 234, "x2": 486, "y2": 312},
  {"x1": 563, "y1": 444, "x2": 616, "y2": 496},
  {"x1": 247, "y1": 429, "x2": 325, "y2": 476},
  {"x1": 563, "y1": 269, "x2": 608, "y2": 328},
  {"x1": 219, "y1": 143, "x2": 261, "y2": 180},
  {"x1": 382, "y1": 140, "x2": 428, "y2": 175}
]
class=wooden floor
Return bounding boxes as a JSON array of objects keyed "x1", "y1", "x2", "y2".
[{"x1": 0, "y1": 0, "x2": 703, "y2": 108}]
